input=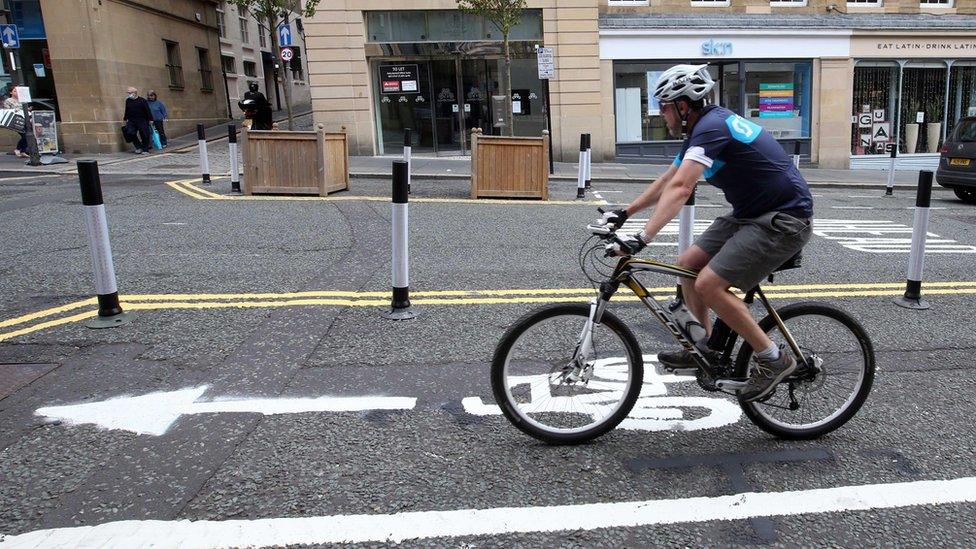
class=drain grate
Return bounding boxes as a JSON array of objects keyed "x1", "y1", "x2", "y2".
[{"x1": 0, "y1": 363, "x2": 59, "y2": 400}]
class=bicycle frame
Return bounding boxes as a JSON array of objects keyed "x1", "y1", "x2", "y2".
[{"x1": 588, "y1": 256, "x2": 807, "y2": 373}]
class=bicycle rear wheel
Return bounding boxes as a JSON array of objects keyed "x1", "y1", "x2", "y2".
[
  {"x1": 734, "y1": 302, "x2": 875, "y2": 440},
  {"x1": 491, "y1": 303, "x2": 643, "y2": 445}
]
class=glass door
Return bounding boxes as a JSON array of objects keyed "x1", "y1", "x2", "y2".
[
  {"x1": 460, "y1": 58, "x2": 495, "y2": 139},
  {"x1": 430, "y1": 59, "x2": 464, "y2": 155},
  {"x1": 376, "y1": 61, "x2": 434, "y2": 154}
]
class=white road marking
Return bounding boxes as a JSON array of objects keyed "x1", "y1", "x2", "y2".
[
  {"x1": 831, "y1": 206, "x2": 873, "y2": 210},
  {"x1": 463, "y1": 355, "x2": 741, "y2": 432},
  {"x1": 813, "y1": 219, "x2": 976, "y2": 254},
  {"x1": 35, "y1": 386, "x2": 417, "y2": 436},
  {"x1": 4, "y1": 477, "x2": 975, "y2": 546}
]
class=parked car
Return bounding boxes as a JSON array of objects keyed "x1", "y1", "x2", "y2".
[{"x1": 936, "y1": 116, "x2": 976, "y2": 204}]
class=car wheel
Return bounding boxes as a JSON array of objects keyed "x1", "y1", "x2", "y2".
[{"x1": 954, "y1": 188, "x2": 976, "y2": 204}]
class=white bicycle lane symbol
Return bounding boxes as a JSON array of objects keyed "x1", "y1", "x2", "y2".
[{"x1": 462, "y1": 355, "x2": 742, "y2": 432}]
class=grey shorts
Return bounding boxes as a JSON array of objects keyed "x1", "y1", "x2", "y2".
[{"x1": 694, "y1": 211, "x2": 813, "y2": 290}]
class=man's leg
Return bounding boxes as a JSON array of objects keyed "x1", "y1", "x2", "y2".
[
  {"x1": 154, "y1": 121, "x2": 167, "y2": 147},
  {"x1": 675, "y1": 245, "x2": 713, "y2": 335},
  {"x1": 138, "y1": 122, "x2": 152, "y2": 152},
  {"x1": 693, "y1": 266, "x2": 771, "y2": 353}
]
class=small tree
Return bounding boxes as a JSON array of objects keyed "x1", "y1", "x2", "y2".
[
  {"x1": 457, "y1": 0, "x2": 526, "y2": 137},
  {"x1": 229, "y1": 0, "x2": 322, "y2": 129}
]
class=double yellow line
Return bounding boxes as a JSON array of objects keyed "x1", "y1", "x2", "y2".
[
  {"x1": 3, "y1": 281, "x2": 975, "y2": 343},
  {"x1": 165, "y1": 178, "x2": 602, "y2": 206}
]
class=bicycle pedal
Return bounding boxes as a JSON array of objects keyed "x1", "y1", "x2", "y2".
[
  {"x1": 715, "y1": 379, "x2": 748, "y2": 392},
  {"x1": 664, "y1": 367, "x2": 699, "y2": 376}
]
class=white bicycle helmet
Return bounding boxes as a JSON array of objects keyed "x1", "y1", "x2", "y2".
[{"x1": 653, "y1": 64, "x2": 715, "y2": 102}]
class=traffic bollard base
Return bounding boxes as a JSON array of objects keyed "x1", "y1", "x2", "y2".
[
  {"x1": 576, "y1": 188, "x2": 585, "y2": 199},
  {"x1": 86, "y1": 311, "x2": 133, "y2": 329},
  {"x1": 884, "y1": 189, "x2": 893, "y2": 196},
  {"x1": 381, "y1": 307, "x2": 418, "y2": 320},
  {"x1": 892, "y1": 296, "x2": 930, "y2": 310}
]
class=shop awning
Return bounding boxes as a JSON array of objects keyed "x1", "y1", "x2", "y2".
[{"x1": 600, "y1": 13, "x2": 976, "y2": 31}]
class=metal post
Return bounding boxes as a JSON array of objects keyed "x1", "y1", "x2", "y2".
[
  {"x1": 403, "y1": 128, "x2": 412, "y2": 195},
  {"x1": 584, "y1": 133, "x2": 592, "y2": 189},
  {"x1": 544, "y1": 79, "x2": 554, "y2": 175},
  {"x1": 228, "y1": 124, "x2": 241, "y2": 193},
  {"x1": 576, "y1": 134, "x2": 586, "y2": 199},
  {"x1": 677, "y1": 186, "x2": 696, "y2": 291},
  {"x1": 792, "y1": 141, "x2": 801, "y2": 169},
  {"x1": 197, "y1": 124, "x2": 211, "y2": 185},
  {"x1": 77, "y1": 161, "x2": 130, "y2": 328},
  {"x1": 885, "y1": 145, "x2": 897, "y2": 196},
  {"x1": 894, "y1": 171, "x2": 933, "y2": 310},
  {"x1": 382, "y1": 160, "x2": 417, "y2": 320}
]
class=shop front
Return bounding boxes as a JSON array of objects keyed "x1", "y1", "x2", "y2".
[
  {"x1": 365, "y1": 10, "x2": 546, "y2": 156},
  {"x1": 850, "y1": 35, "x2": 976, "y2": 170},
  {"x1": 601, "y1": 29, "x2": 849, "y2": 164}
]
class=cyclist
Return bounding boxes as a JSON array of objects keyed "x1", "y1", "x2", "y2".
[{"x1": 604, "y1": 64, "x2": 813, "y2": 402}]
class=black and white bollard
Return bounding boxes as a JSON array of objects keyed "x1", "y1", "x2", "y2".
[
  {"x1": 382, "y1": 160, "x2": 417, "y2": 320},
  {"x1": 228, "y1": 124, "x2": 241, "y2": 194},
  {"x1": 792, "y1": 141, "x2": 801, "y2": 169},
  {"x1": 884, "y1": 146, "x2": 897, "y2": 196},
  {"x1": 894, "y1": 171, "x2": 933, "y2": 310},
  {"x1": 678, "y1": 185, "x2": 696, "y2": 255},
  {"x1": 584, "y1": 133, "x2": 592, "y2": 189},
  {"x1": 403, "y1": 128, "x2": 412, "y2": 194},
  {"x1": 197, "y1": 124, "x2": 211, "y2": 185},
  {"x1": 576, "y1": 134, "x2": 586, "y2": 199},
  {"x1": 78, "y1": 161, "x2": 130, "y2": 328}
]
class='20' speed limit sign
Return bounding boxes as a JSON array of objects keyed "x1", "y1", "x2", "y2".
[{"x1": 280, "y1": 47, "x2": 294, "y2": 62}]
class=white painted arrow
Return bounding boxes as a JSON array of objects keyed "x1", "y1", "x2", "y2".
[{"x1": 35, "y1": 386, "x2": 417, "y2": 436}]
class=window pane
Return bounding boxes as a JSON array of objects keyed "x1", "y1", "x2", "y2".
[
  {"x1": 426, "y1": 11, "x2": 481, "y2": 41},
  {"x1": 508, "y1": 10, "x2": 543, "y2": 41},
  {"x1": 948, "y1": 63, "x2": 976, "y2": 136},
  {"x1": 221, "y1": 55, "x2": 235, "y2": 74},
  {"x1": 366, "y1": 11, "x2": 427, "y2": 42},
  {"x1": 900, "y1": 64, "x2": 947, "y2": 153},
  {"x1": 851, "y1": 63, "x2": 897, "y2": 156},
  {"x1": 743, "y1": 62, "x2": 811, "y2": 140}
]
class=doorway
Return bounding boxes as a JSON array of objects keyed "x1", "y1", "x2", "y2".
[{"x1": 374, "y1": 57, "x2": 505, "y2": 155}]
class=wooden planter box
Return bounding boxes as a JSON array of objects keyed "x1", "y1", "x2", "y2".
[
  {"x1": 242, "y1": 125, "x2": 349, "y2": 196},
  {"x1": 470, "y1": 129, "x2": 549, "y2": 200}
]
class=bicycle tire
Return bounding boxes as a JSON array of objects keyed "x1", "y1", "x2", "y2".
[
  {"x1": 734, "y1": 301, "x2": 875, "y2": 440},
  {"x1": 490, "y1": 303, "x2": 644, "y2": 445}
]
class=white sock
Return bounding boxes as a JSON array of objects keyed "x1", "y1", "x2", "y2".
[{"x1": 755, "y1": 343, "x2": 780, "y2": 362}]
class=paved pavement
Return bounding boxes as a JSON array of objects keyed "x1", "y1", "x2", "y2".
[{"x1": 1, "y1": 168, "x2": 975, "y2": 546}]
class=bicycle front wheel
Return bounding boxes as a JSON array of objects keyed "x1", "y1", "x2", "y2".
[
  {"x1": 491, "y1": 304, "x2": 644, "y2": 445},
  {"x1": 734, "y1": 301, "x2": 875, "y2": 440}
]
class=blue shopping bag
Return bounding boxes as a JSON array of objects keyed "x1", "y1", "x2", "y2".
[{"x1": 151, "y1": 126, "x2": 163, "y2": 150}]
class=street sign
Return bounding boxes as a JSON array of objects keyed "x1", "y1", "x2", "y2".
[
  {"x1": 0, "y1": 24, "x2": 19, "y2": 49},
  {"x1": 277, "y1": 23, "x2": 292, "y2": 47},
  {"x1": 280, "y1": 47, "x2": 294, "y2": 62},
  {"x1": 537, "y1": 47, "x2": 554, "y2": 80}
]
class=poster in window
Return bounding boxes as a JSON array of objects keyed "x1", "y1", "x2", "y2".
[
  {"x1": 379, "y1": 64, "x2": 420, "y2": 94},
  {"x1": 646, "y1": 71, "x2": 663, "y2": 115},
  {"x1": 511, "y1": 89, "x2": 530, "y2": 115},
  {"x1": 758, "y1": 83, "x2": 794, "y2": 119}
]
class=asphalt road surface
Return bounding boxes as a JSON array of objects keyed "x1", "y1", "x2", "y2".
[{"x1": 1, "y1": 171, "x2": 975, "y2": 547}]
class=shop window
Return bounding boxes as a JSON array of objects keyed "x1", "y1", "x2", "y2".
[
  {"x1": 198, "y1": 47, "x2": 214, "y2": 92},
  {"x1": 243, "y1": 61, "x2": 257, "y2": 77},
  {"x1": 948, "y1": 63, "x2": 976, "y2": 134},
  {"x1": 613, "y1": 62, "x2": 684, "y2": 143},
  {"x1": 366, "y1": 10, "x2": 542, "y2": 43},
  {"x1": 851, "y1": 63, "x2": 897, "y2": 156},
  {"x1": 743, "y1": 62, "x2": 811, "y2": 139},
  {"x1": 164, "y1": 40, "x2": 184, "y2": 89},
  {"x1": 900, "y1": 63, "x2": 947, "y2": 154}
]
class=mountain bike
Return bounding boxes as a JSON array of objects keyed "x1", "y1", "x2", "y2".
[{"x1": 490, "y1": 210, "x2": 875, "y2": 445}]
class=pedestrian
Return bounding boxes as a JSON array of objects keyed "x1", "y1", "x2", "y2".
[
  {"x1": 3, "y1": 87, "x2": 28, "y2": 158},
  {"x1": 147, "y1": 90, "x2": 168, "y2": 148},
  {"x1": 243, "y1": 81, "x2": 273, "y2": 131},
  {"x1": 123, "y1": 86, "x2": 154, "y2": 154}
]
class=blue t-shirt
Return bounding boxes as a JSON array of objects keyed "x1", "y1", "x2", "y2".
[{"x1": 672, "y1": 105, "x2": 813, "y2": 219}]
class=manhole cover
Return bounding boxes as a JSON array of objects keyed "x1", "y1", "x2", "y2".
[{"x1": 0, "y1": 363, "x2": 59, "y2": 400}]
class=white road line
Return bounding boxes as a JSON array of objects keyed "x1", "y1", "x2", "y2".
[
  {"x1": 4, "y1": 477, "x2": 975, "y2": 547},
  {"x1": 831, "y1": 206, "x2": 874, "y2": 210}
]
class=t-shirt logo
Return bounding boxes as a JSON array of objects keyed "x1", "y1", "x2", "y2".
[{"x1": 725, "y1": 114, "x2": 762, "y2": 144}]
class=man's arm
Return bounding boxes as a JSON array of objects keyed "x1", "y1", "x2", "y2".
[
  {"x1": 623, "y1": 163, "x2": 678, "y2": 218},
  {"x1": 641, "y1": 159, "x2": 704, "y2": 240}
]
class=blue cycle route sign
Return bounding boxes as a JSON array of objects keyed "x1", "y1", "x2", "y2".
[
  {"x1": 277, "y1": 23, "x2": 292, "y2": 47},
  {"x1": 0, "y1": 25, "x2": 19, "y2": 49}
]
